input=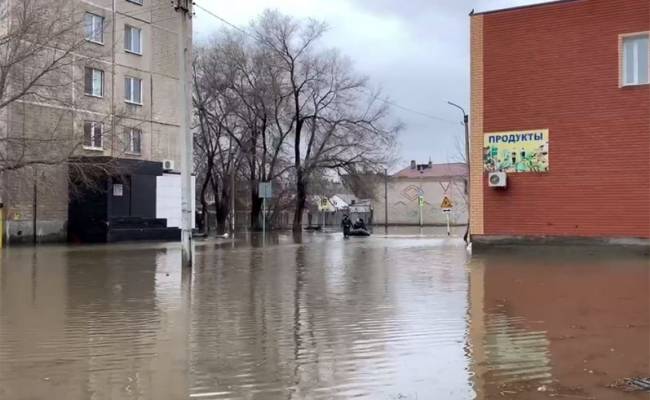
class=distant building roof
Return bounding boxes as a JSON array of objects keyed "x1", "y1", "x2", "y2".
[
  {"x1": 329, "y1": 195, "x2": 349, "y2": 210},
  {"x1": 393, "y1": 162, "x2": 468, "y2": 179}
]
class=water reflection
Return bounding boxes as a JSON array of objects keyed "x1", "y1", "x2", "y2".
[
  {"x1": 0, "y1": 237, "x2": 647, "y2": 400},
  {"x1": 469, "y1": 248, "x2": 650, "y2": 399},
  {"x1": 0, "y1": 245, "x2": 189, "y2": 400},
  {"x1": 189, "y1": 235, "x2": 472, "y2": 399}
]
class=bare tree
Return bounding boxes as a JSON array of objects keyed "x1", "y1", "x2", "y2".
[
  {"x1": 341, "y1": 169, "x2": 384, "y2": 201},
  {"x1": 192, "y1": 11, "x2": 399, "y2": 232},
  {"x1": 1, "y1": 0, "x2": 85, "y2": 172},
  {"x1": 193, "y1": 31, "x2": 294, "y2": 231},
  {"x1": 253, "y1": 11, "x2": 400, "y2": 231},
  {"x1": 193, "y1": 47, "x2": 242, "y2": 234},
  {"x1": 0, "y1": 0, "x2": 141, "y2": 206}
]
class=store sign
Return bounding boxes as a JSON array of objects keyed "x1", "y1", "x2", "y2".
[{"x1": 484, "y1": 129, "x2": 549, "y2": 173}]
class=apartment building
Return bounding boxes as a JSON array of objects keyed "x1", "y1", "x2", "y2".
[
  {"x1": 1, "y1": 0, "x2": 193, "y2": 243},
  {"x1": 470, "y1": 0, "x2": 649, "y2": 246}
]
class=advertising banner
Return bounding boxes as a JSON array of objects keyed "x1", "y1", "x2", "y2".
[{"x1": 484, "y1": 129, "x2": 549, "y2": 173}]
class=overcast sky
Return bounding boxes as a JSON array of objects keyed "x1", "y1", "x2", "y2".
[{"x1": 193, "y1": 0, "x2": 555, "y2": 168}]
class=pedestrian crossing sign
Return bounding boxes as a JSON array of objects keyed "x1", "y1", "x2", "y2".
[{"x1": 440, "y1": 196, "x2": 453, "y2": 209}]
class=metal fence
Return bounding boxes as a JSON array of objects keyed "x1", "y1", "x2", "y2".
[{"x1": 204, "y1": 209, "x2": 373, "y2": 232}]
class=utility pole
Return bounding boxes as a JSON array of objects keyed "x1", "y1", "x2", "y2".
[
  {"x1": 447, "y1": 101, "x2": 471, "y2": 244},
  {"x1": 33, "y1": 167, "x2": 37, "y2": 245},
  {"x1": 176, "y1": 0, "x2": 192, "y2": 267},
  {"x1": 262, "y1": 196, "x2": 266, "y2": 238},
  {"x1": 384, "y1": 168, "x2": 388, "y2": 230},
  {"x1": 230, "y1": 167, "x2": 235, "y2": 235}
]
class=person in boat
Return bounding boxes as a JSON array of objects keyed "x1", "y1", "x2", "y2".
[
  {"x1": 341, "y1": 215, "x2": 352, "y2": 237},
  {"x1": 353, "y1": 218, "x2": 367, "y2": 231}
]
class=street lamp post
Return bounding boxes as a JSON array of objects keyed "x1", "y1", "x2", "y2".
[{"x1": 447, "y1": 101, "x2": 471, "y2": 244}]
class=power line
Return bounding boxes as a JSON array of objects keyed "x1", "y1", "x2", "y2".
[
  {"x1": 194, "y1": 3, "x2": 252, "y2": 37},
  {"x1": 376, "y1": 98, "x2": 460, "y2": 125},
  {"x1": 193, "y1": 2, "x2": 460, "y2": 126}
]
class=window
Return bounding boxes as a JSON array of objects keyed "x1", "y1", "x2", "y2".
[
  {"x1": 124, "y1": 25, "x2": 142, "y2": 54},
  {"x1": 127, "y1": 0, "x2": 144, "y2": 5},
  {"x1": 84, "y1": 67, "x2": 104, "y2": 97},
  {"x1": 126, "y1": 128, "x2": 142, "y2": 154},
  {"x1": 84, "y1": 13, "x2": 104, "y2": 44},
  {"x1": 83, "y1": 121, "x2": 103, "y2": 150},
  {"x1": 622, "y1": 34, "x2": 649, "y2": 86},
  {"x1": 124, "y1": 76, "x2": 143, "y2": 104}
]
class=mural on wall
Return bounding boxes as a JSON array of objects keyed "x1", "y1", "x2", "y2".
[
  {"x1": 400, "y1": 185, "x2": 423, "y2": 202},
  {"x1": 484, "y1": 129, "x2": 549, "y2": 173}
]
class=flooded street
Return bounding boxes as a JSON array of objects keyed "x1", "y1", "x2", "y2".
[{"x1": 0, "y1": 232, "x2": 648, "y2": 399}]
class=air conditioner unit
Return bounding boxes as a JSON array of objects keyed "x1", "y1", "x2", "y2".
[
  {"x1": 488, "y1": 172, "x2": 507, "y2": 188},
  {"x1": 162, "y1": 159, "x2": 175, "y2": 171}
]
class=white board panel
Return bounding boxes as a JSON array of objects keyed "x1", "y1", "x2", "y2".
[{"x1": 156, "y1": 174, "x2": 195, "y2": 229}]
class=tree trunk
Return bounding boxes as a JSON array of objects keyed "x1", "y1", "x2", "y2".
[
  {"x1": 250, "y1": 188, "x2": 263, "y2": 231},
  {"x1": 292, "y1": 172, "x2": 307, "y2": 232},
  {"x1": 199, "y1": 174, "x2": 211, "y2": 235},
  {"x1": 216, "y1": 203, "x2": 228, "y2": 235},
  {"x1": 216, "y1": 184, "x2": 230, "y2": 235},
  {"x1": 200, "y1": 197, "x2": 209, "y2": 234}
]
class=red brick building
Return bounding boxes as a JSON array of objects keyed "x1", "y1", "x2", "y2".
[{"x1": 470, "y1": 0, "x2": 650, "y2": 245}]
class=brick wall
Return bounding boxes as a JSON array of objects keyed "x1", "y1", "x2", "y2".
[
  {"x1": 473, "y1": 0, "x2": 650, "y2": 239},
  {"x1": 470, "y1": 15, "x2": 485, "y2": 235}
]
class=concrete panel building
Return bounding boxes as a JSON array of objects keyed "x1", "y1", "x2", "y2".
[
  {"x1": 470, "y1": 0, "x2": 650, "y2": 245},
  {"x1": 0, "y1": 0, "x2": 192, "y2": 243},
  {"x1": 374, "y1": 161, "x2": 468, "y2": 226}
]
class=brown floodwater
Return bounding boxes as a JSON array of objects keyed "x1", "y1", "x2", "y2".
[{"x1": 0, "y1": 231, "x2": 647, "y2": 400}]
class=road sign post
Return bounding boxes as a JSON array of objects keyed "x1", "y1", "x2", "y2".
[
  {"x1": 440, "y1": 196, "x2": 454, "y2": 237},
  {"x1": 444, "y1": 209, "x2": 451, "y2": 236},
  {"x1": 259, "y1": 182, "x2": 273, "y2": 239}
]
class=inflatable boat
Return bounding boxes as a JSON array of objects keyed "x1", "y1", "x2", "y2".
[{"x1": 348, "y1": 228, "x2": 371, "y2": 237}]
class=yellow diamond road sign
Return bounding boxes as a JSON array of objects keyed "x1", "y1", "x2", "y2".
[{"x1": 440, "y1": 196, "x2": 453, "y2": 209}]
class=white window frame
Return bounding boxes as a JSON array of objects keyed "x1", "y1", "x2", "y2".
[
  {"x1": 84, "y1": 13, "x2": 104, "y2": 45},
  {"x1": 84, "y1": 67, "x2": 104, "y2": 98},
  {"x1": 126, "y1": 127, "x2": 142, "y2": 154},
  {"x1": 126, "y1": 0, "x2": 144, "y2": 5},
  {"x1": 124, "y1": 76, "x2": 143, "y2": 105},
  {"x1": 83, "y1": 121, "x2": 103, "y2": 151},
  {"x1": 620, "y1": 32, "x2": 650, "y2": 87},
  {"x1": 124, "y1": 25, "x2": 143, "y2": 55}
]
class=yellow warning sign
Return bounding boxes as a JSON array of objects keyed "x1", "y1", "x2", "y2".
[{"x1": 440, "y1": 196, "x2": 453, "y2": 209}]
